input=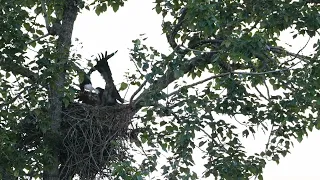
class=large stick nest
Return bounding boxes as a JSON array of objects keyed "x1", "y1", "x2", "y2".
[
  {"x1": 59, "y1": 102, "x2": 137, "y2": 179},
  {"x1": 17, "y1": 99, "x2": 138, "y2": 179}
]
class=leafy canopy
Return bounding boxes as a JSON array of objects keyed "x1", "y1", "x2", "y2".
[{"x1": 1, "y1": 0, "x2": 320, "y2": 179}]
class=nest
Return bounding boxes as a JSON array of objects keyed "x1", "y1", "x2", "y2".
[
  {"x1": 59, "y1": 102, "x2": 137, "y2": 179},
  {"x1": 17, "y1": 90, "x2": 138, "y2": 179}
]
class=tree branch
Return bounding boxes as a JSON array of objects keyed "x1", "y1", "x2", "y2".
[
  {"x1": 129, "y1": 61, "x2": 163, "y2": 105},
  {"x1": 132, "y1": 32, "x2": 305, "y2": 110},
  {"x1": 270, "y1": 46, "x2": 312, "y2": 62},
  {"x1": 305, "y1": 0, "x2": 320, "y2": 4},
  {"x1": 254, "y1": 86, "x2": 268, "y2": 101},
  {"x1": 130, "y1": 79, "x2": 147, "y2": 105},
  {"x1": 129, "y1": 56, "x2": 145, "y2": 77},
  {"x1": 27, "y1": 33, "x2": 50, "y2": 44},
  {"x1": 187, "y1": 39, "x2": 223, "y2": 50},
  {"x1": 167, "y1": 68, "x2": 292, "y2": 98},
  {"x1": 132, "y1": 52, "x2": 217, "y2": 108},
  {"x1": 27, "y1": 0, "x2": 63, "y2": 44},
  {"x1": 167, "y1": 72, "x2": 230, "y2": 97},
  {"x1": 166, "y1": 8, "x2": 187, "y2": 52},
  {"x1": 0, "y1": 57, "x2": 38, "y2": 81},
  {"x1": 0, "y1": 86, "x2": 31, "y2": 109},
  {"x1": 279, "y1": 37, "x2": 311, "y2": 66},
  {"x1": 181, "y1": 45, "x2": 219, "y2": 54},
  {"x1": 133, "y1": 55, "x2": 292, "y2": 108}
]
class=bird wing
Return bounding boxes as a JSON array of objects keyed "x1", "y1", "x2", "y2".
[{"x1": 95, "y1": 51, "x2": 124, "y2": 104}]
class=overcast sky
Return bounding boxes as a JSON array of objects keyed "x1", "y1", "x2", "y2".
[{"x1": 72, "y1": 1, "x2": 320, "y2": 179}]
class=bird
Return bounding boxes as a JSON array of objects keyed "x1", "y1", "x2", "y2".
[{"x1": 92, "y1": 51, "x2": 124, "y2": 106}]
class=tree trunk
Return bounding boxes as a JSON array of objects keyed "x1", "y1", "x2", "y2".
[{"x1": 43, "y1": 0, "x2": 78, "y2": 179}]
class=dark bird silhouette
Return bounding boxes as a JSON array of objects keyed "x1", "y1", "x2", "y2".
[{"x1": 91, "y1": 51, "x2": 124, "y2": 106}]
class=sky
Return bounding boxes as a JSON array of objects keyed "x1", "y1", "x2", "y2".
[{"x1": 72, "y1": 0, "x2": 320, "y2": 179}]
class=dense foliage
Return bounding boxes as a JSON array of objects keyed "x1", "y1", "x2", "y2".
[{"x1": 1, "y1": 0, "x2": 320, "y2": 179}]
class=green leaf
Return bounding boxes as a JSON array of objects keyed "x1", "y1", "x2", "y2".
[
  {"x1": 292, "y1": 34, "x2": 297, "y2": 39},
  {"x1": 95, "y1": 4, "x2": 107, "y2": 15},
  {"x1": 223, "y1": 40, "x2": 231, "y2": 48},
  {"x1": 174, "y1": 69, "x2": 184, "y2": 79},
  {"x1": 160, "y1": 121, "x2": 166, "y2": 126},
  {"x1": 266, "y1": 150, "x2": 272, "y2": 156},
  {"x1": 30, "y1": 41, "x2": 36, "y2": 48},
  {"x1": 155, "y1": 4, "x2": 162, "y2": 14},
  {"x1": 63, "y1": 98, "x2": 70, "y2": 107},
  {"x1": 13, "y1": 170, "x2": 19, "y2": 177},
  {"x1": 142, "y1": 63, "x2": 149, "y2": 71},
  {"x1": 36, "y1": 29, "x2": 44, "y2": 35},
  {"x1": 112, "y1": 3, "x2": 120, "y2": 12},
  {"x1": 296, "y1": 132, "x2": 303, "y2": 143},
  {"x1": 196, "y1": 70, "x2": 202, "y2": 77},
  {"x1": 316, "y1": 120, "x2": 320, "y2": 130},
  {"x1": 199, "y1": 141, "x2": 206, "y2": 147},
  {"x1": 23, "y1": 23, "x2": 31, "y2": 31},
  {"x1": 119, "y1": 82, "x2": 128, "y2": 91},
  {"x1": 242, "y1": 129, "x2": 249, "y2": 138}
]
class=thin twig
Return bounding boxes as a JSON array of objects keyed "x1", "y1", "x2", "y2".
[
  {"x1": 254, "y1": 86, "x2": 268, "y2": 101},
  {"x1": 181, "y1": 45, "x2": 219, "y2": 54},
  {"x1": 265, "y1": 125, "x2": 274, "y2": 150},
  {"x1": 26, "y1": 33, "x2": 50, "y2": 44},
  {"x1": 123, "y1": 82, "x2": 131, "y2": 101},
  {"x1": 41, "y1": 0, "x2": 50, "y2": 31},
  {"x1": 209, "y1": 112, "x2": 228, "y2": 152},
  {"x1": 129, "y1": 60, "x2": 163, "y2": 105},
  {"x1": 167, "y1": 68, "x2": 291, "y2": 98},
  {"x1": 129, "y1": 56, "x2": 145, "y2": 77},
  {"x1": 168, "y1": 72, "x2": 230, "y2": 97},
  {"x1": 232, "y1": 115, "x2": 248, "y2": 126},
  {"x1": 279, "y1": 37, "x2": 311, "y2": 66},
  {"x1": 263, "y1": 80, "x2": 270, "y2": 100},
  {"x1": 233, "y1": 69, "x2": 290, "y2": 75},
  {"x1": 271, "y1": 46, "x2": 311, "y2": 62}
]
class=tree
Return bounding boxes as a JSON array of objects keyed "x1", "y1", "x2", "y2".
[{"x1": 1, "y1": 0, "x2": 320, "y2": 179}]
